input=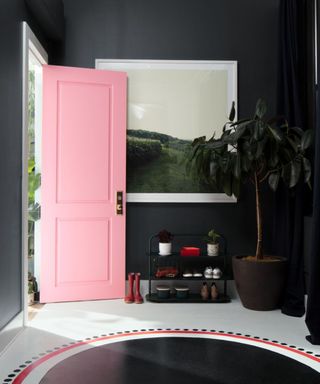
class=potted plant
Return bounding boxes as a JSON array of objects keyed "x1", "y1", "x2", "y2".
[
  {"x1": 204, "y1": 228, "x2": 220, "y2": 256},
  {"x1": 157, "y1": 229, "x2": 173, "y2": 255},
  {"x1": 28, "y1": 272, "x2": 38, "y2": 305},
  {"x1": 28, "y1": 280, "x2": 34, "y2": 305},
  {"x1": 188, "y1": 99, "x2": 313, "y2": 310}
]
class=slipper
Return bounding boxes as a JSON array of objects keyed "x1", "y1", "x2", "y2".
[
  {"x1": 204, "y1": 266, "x2": 213, "y2": 279},
  {"x1": 213, "y1": 267, "x2": 222, "y2": 279},
  {"x1": 182, "y1": 270, "x2": 192, "y2": 278}
]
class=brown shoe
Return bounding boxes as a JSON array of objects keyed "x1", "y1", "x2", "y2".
[
  {"x1": 211, "y1": 282, "x2": 219, "y2": 300},
  {"x1": 200, "y1": 282, "x2": 209, "y2": 300}
]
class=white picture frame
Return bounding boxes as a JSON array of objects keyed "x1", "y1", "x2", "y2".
[{"x1": 96, "y1": 59, "x2": 237, "y2": 203}]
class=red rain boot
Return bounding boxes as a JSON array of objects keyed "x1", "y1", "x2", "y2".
[
  {"x1": 124, "y1": 273, "x2": 135, "y2": 303},
  {"x1": 134, "y1": 273, "x2": 144, "y2": 304}
]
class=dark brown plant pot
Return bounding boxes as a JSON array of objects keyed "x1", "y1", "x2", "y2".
[{"x1": 232, "y1": 255, "x2": 287, "y2": 311}]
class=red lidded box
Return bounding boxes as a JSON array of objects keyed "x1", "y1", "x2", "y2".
[{"x1": 180, "y1": 247, "x2": 200, "y2": 256}]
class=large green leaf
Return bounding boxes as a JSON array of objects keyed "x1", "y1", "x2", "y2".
[
  {"x1": 302, "y1": 157, "x2": 312, "y2": 184},
  {"x1": 241, "y1": 155, "x2": 251, "y2": 172},
  {"x1": 229, "y1": 101, "x2": 236, "y2": 122},
  {"x1": 255, "y1": 137, "x2": 267, "y2": 159},
  {"x1": 301, "y1": 130, "x2": 314, "y2": 151},
  {"x1": 232, "y1": 176, "x2": 241, "y2": 198},
  {"x1": 290, "y1": 126, "x2": 304, "y2": 137},
  {"x1": 267, "y1": 125, "x2": 283, "y2": 142},
  {"x1": 255, "y1": 99, "x2": 267, "y2": 118},
  {"x1": 253, "y1": 120, "x2": 266, "y2": 141},
  {"x1": 268, "y1": 172, "x2": 280, "y2": 191},
  {"x1": 242, "y1": 141, "x2": 254, "y2": 161},
  {"x1": 226, "y1": 121, "x2": 251, "y2": 144},
  {"x1": 286, "y1": 136, "x2": 299, "y2": 153},
  {"x1": 279, "y1": 147, "x2": 293, "y2": 163},
  {"x1": 230, "y1": 118, "x2": 253, "y2": 128},
  {"x1": 221, "y1": 129, "x2": 232, "y2": 139},
  {"x1": 234, "y1": 153, "x2": 241, "y2": 179},
  {"x1": 289, "y1": 159, "x2": 301, "y2": 188}
]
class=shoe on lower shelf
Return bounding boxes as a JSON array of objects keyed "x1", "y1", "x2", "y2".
[
  {"x1": 182, "y1": 270, "x2": 192, "y2": 278},
  {"x1": 193, "y1": 270, "x2": 203, "y2": 278},
  {"x1": 201, "y1": 282, "x2": 209, "y2": 300},
  {"x1": 213, "y1": 267, "x2": 222, "y2": 279},
  {"x1": 204, "y1": 266, "x2": 213, "y2": 279},
  {"x1": 211, "y1": 282, "x2": 219, "y2": 300}
]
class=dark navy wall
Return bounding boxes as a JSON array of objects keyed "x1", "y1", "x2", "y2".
[
  {"x1": 54, "y1": 0, "x2": 280, "y2": 277},
  {"x1": 0, "y1": 1, "x2": 48, "y2": 330}
]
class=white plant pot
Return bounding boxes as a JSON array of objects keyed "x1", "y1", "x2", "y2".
[
  {"x1": 159, "y1": 242, "x2": 172, "y2": 256},
  {"x1": 207, "y1": 243, "x2": 219, "y2": 256}
]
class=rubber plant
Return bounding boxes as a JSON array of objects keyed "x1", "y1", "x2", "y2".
[{"x1": 188, "y1": 99, "x2": 313, "y2": 260}]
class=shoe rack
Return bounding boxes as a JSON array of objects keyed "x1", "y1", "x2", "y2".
[{"x1": 146, "y1": 234, "x2": 231, "y2": 303}]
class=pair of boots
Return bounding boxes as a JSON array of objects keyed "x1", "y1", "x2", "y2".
[
  {"x1": 201, "y1": 282, "x2": 218, "y2": 300},
  {"x1": 124, "y1": 272, "x2": 143, "y2": 304}
]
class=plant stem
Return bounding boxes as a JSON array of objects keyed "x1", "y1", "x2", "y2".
[{"x1": 254, "y1": 172, "x2": 263, "y2": 260}]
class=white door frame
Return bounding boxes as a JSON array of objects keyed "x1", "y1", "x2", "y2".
[
  {"x1": 0, "y1": 21, "x2": 48, "y2": 356},
  {"x1": 21, "y1": 22, "x2": 48, "y2": 325}
]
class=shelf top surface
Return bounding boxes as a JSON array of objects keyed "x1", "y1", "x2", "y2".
[
  {"x1": 149, "y1": 252, "x2": 226, "y2": 258},
  {"x1": 151, "y1": 275, "x2": 231, "y2": 281},
  {"x1": 146, "y1": 293, "x2": 231, "y2": 303}
]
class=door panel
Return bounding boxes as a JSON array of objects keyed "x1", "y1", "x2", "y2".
[{"x1": 41, "y1": 65, "x2": 126, "y2": 303}]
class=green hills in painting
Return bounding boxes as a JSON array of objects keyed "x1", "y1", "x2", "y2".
[{"x1": 127, "y1": 129, "x2": 213, "y2": 193}]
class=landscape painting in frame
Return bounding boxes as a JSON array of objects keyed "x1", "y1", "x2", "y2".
[{"x1": 96, "y1": 60, "x2": 237, "y2": 202}]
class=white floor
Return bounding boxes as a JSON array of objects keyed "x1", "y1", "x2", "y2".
[{"x1": 1, "y1": 290, "x2": 320, "y2": 383}]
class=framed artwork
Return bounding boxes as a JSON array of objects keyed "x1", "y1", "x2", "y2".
[{"x1": 96, "y1": 60, "x2": 237, "y2": 203}]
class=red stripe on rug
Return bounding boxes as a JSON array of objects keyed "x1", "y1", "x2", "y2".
[{"x1": 12, "y1": 330, "x2": 320, "y2": 383}]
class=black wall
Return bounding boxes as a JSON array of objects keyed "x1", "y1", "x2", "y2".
[
  {"x1": 0, "y1": 1, "x2": 48, "y2": 330},
  {"x1": 54, "y1": 0, "x2": 280, "y2": 277},
  {"x1": 0, "y1": 0, "x2": 281, "y2": 327}
]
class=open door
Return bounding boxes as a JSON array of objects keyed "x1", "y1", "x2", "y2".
[{"x1": 41, "y1": 65, "x2": 126, "y2": 303}]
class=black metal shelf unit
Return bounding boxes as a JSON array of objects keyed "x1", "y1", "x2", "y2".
[{"x1": 146, "y1": 233, "x2": 231, "y2": 303}]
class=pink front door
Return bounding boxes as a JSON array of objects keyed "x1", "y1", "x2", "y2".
[{"x1": 41, "y1": 65, "x2": 127, "y2": 303}]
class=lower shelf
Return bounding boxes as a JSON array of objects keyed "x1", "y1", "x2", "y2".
[{"x1": 146, "y1": 293, "x2": 231, "y2": 303}]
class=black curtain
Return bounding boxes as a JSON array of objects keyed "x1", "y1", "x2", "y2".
[
  {"x1": 275, "y1": 0, "x2": 314, "y2": 317},
  {"x1": 305, "y1": 1, "x2": 320, "y2": 346}
]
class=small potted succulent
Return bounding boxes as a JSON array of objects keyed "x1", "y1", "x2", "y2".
[
  {"x1": 204, "y1": 229, "x2": 220, "y2": 256},
  {"x1": 157, "y1": 229, "x2": 173, "y2": 255}
]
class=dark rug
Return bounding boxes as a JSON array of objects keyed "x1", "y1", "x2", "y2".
[{"x1": 39, "y1": 337, "x2": 320, "y2": 384}]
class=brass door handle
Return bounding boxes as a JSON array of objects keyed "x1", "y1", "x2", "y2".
[{"x1": 116, "y1": 191, "x2": 123, "y2": 215}]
